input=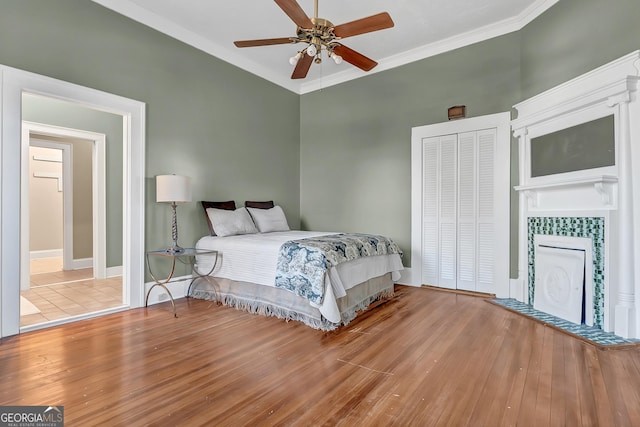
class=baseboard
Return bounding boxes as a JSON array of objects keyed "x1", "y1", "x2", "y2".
[
  {"x1": 420, "y1": 284, "x2": 495, "y2": 298},
  {"x1": 398, "y1": 268, "x2": 521, "y2": 297},
  {"x1": 72, "y1": 258, "x2": 93, "y2": 270},
  {"x1": 510, "y1": 278, "x2": 525, "y2": 302},
  {"x1": 30, "y1": 249, "x2": 63, "y2": 260},
  {"x1": 106, "y1": 266, "x2": 123, "y2": 278},
  {"x1": 144, "y1": 275, "x2": 191, "y2": 306},
  {"x1": 397, "y1": 267, "x2": 420, "y2": 287}
]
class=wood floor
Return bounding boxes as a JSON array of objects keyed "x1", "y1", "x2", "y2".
[{"x1": 2, "y1": 285, "x2": 640, "y2": 426}]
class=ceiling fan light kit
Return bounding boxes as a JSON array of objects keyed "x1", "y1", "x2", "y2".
[{"x1": 233, "y1": 0, "x2": 394, "y2": 79}]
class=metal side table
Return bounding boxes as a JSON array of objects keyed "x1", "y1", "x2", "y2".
[{"x1": 145, "y1": 248, "x2": 219, "y2": 317}]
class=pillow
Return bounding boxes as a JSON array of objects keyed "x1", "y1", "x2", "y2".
[
  {"x1": 247, "y1": 205, "x2": 290, "y2": 233},
  {"x1": 245, "y1": 200, "x2": 275, "y2": 209},
  {"x1": 206, "y1": 207, "x2": 258, "y2": 237},
  {"x1": 201, "y1": 201, "x2": 236, "y2": 235}
]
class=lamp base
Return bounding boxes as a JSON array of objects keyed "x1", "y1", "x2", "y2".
[{"x1": 165, "y1": 202, "x2": 184, "y2": 254}]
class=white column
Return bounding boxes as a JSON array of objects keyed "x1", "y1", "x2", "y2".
[
  {"x1": 513, "y1": 128, "x2": 529, "y2": 303},
  {"x1": 609, "y1": 93, "x2": 636, "y2": 338}
]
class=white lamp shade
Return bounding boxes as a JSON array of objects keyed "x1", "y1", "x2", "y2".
[{"x1": 156, "y1": 174, "x2": 192, "y2": 203}]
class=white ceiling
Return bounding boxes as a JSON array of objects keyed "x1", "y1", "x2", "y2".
[{"x1": 92, "y1": 0, "x2": 558, "y2": 94}]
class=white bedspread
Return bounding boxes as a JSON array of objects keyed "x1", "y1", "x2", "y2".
[{"x1": 195, "y1": 231, "x2": 403, "y2": 323}]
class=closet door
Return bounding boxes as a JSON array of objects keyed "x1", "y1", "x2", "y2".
[
  {"x1": 421, "y1": 134, "x2": 457, "y2": 289},
  {"x1": 457, "y1": 129, "x2": 497, "y2": 293},
  {"x1": 412, "y1": 112, "x2": 509, "y2": 297},
  {"x1": 420, "y1": 128, "x2": 497, "y2": 294},
  {"x1": 456, "y1": 132, "x2": 477, "y2": 291},
  {"x1": 438, "y1": 135, "x2": 457, "y2": 289},
  {"x1": 476, "y1": 129, "x2": 496, "y2": 293},
  {"x1": 421, "y1": 137, "x2": 439, "y2": 286}
]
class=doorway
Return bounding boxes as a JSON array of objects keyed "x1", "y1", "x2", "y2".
[
  {"x1": 20, "y1": 122, "x2": 118, "y2": 328},
  {"x1": 0, "y1": 64, "x2": 146, "y2": 338},
  {"x1": 410, "y1": 112, "x2": 511, "y2": 298},
  {"x1": 21, "y1": 120, "x2": 108, "y2": 287}
]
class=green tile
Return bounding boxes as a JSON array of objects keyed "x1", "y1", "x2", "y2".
[{"x1": 527, "y1": 217, "x2": 605, "y2": 328}]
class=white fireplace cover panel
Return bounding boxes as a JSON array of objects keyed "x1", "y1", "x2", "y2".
[{"x1": 534, "y1": 246, "x2": 586, "y2": 324}]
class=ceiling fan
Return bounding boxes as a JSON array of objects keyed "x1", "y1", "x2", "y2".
[{"x1": 233, "y1": 0, "x2": 394, "y2": 79}]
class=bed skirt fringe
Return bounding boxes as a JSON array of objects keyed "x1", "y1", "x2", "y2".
[
  {"x1": 190, "y1": 286, "x2": 394, "y2": 331},
  {"x1": 338, "y1": 288, "x2": 395, "y2": 327}
]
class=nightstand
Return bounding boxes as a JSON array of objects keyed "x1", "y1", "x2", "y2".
[{"x1": 145, "y1": 248, "x2": 219, "y2": 317}]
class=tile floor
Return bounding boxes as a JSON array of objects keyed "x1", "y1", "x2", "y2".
[
  {"x1": 491, "y1": 298, "x2": 640, "y2": 347},
  {"x1": 20, "y1": 258, "x2": 123, "y2": 328}
]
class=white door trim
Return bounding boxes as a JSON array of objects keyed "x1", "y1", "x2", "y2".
[
  {"x1": 0, "y1": 65, "x2": 146, "y2": 337},
  {"x1": 22, "y1": 122, "x2": 108, "y2": 289},
  {"x1": 410, "y1": 112, "x2": 511, "y2": 297}
]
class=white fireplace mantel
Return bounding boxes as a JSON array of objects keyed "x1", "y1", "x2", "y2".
[
  {"x1": 512, "y1": 50, "x2": 640, "y2": 338},
  {"x1": 511, "y1": 51, "x2": 640, "y2": 130},
  {"x1": 515, "y1": 175, "x2": 618, "y2": 210}
]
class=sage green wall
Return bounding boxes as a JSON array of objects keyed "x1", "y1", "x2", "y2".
[
  {"x1": 520, "y1": 0, "x2": 640, "y2": 99},
  {"x1": 300, "y1": 33, "x2": 522, "y2": 269},
  {"x1": 22, "y1": 96, "x2": 123, "y2": 268},
  {"x1": 0, "y1": 0, "x2": 301, "y2": 271},
  {"x1": 71, "y1": 139, "x2": 94, "y2": 260}
]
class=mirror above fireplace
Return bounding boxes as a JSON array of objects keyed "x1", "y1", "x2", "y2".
[{"x1": 530, "y1": 115, "x2": 615, "y2": 178}]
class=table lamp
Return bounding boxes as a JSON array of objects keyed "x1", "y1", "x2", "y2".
[{"x1": 156, "y1": 174, "x2": 192, "y2": 253}]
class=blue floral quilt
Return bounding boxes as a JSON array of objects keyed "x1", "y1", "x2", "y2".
[{"x1": 275, "y1": 233, "x2": 402, "y2": 304}]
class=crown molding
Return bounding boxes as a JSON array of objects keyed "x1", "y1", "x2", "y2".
[
  {"x1": 512, "y1": 50, "x2": 640, "y2": 129},
  {"x1": 92, "y1": 0, "x2": 558, "y2": 95},
  {"x1": 91, "y1": 0, "x2": 301, "y2": 93}
]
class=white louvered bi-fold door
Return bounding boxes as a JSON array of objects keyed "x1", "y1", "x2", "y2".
[
  {"x1": 421, "y1": 129, "x2": 496, "y2": 293},
  {"x1": 439, "y1": 135, "x2": 458, "y2": 289},
  {"x1": 456, "y1": 132, "x2": 476, "y2": 291},
  {"x1": 476, "y1": 129, "x2": 496, "y2": 293},
  {"x1": 421, "y1": 134, "x2": 457, "y2": 289},
  {"x1": 421, "y1": 137, "x2": 440, "y2": 286}
]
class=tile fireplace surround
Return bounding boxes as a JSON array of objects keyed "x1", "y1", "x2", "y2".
[
  {"x1": 512, "y1": 50, "x2": 640, "y2": 339},
  {"x1": 527, "y1": 216, "x2": 605, "y2": 328}
]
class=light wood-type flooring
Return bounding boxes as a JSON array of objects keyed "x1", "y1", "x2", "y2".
[
  {"x1": 2, "y1": 285, "x2": 640, "y2": 426},
  {"x1": 20, "y1": 258, "x2": 122, "y2": 327}
]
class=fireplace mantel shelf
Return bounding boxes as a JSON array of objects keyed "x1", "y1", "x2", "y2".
[
  {"x1": 515, "y1": 175, "x2": 618, "y2": 207},
  {"x1": 515, "y1": 175, "x2": 618, "y2": 192}
]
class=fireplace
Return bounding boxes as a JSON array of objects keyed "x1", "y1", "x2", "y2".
[
  {"x1": 528, "y1": 218, "x2": 605, "y2": 327},
  {"x1": 512, "y1": 51, "x2": 640, "y2": 338},
  {"x1": 532, "y1": 234, "x2": 593, "y2": 325}
]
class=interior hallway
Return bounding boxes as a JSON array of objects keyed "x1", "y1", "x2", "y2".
[{"x1": 20, "y1": 257, "x2": 122, "y2": 328}]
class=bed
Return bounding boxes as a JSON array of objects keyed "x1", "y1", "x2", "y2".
[{"x1": 188, "y1": 200, "x2": 403, "y2": 331}]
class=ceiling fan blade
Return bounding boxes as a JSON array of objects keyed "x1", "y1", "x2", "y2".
[
  {"x1": 333, "y1": 12, "x2": 394, "y2": 38},
  {"x1": 291, "y1": 53, "x2": 314, "y2": 79},
  {"x1": 234, "y1": 37, "x2": 295, "y2": 48},
  {"x1": 332, "y1": 44, "x2": 378, "y2": 71},
  {"x1": 274, "y1": 0, "x2": 314, "y2": 29}
]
